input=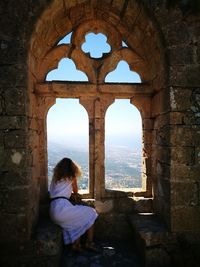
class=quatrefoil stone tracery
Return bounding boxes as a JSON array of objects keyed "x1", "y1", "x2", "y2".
[{"x1": 41, "y1": 20, "x2": 147, "y2": 83}]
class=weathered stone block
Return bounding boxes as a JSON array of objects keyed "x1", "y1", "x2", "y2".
[
  {"x1": 156, "y1": 177, "x2": 170, "y2": 200},
  {"x1": 171, "y1": 181, "x2": 199, "y2": 206},
  {"x1": 0, "y1": 212, "x2": 30, "y2": 242},
  {"x1": 183, "y1": 111, "x2": 200, "y2": 125},
  {"x1": 95, "y1": 199, "x2": 113, "y2": 213},
  {"x1": 0, "y1": 64, "x2": 28, "y2": 87},
  {"x1": 152, "y1": 89, "x2": 170, "y2": 117},
  {"x1": 168, "y1": 45, "x2": 195, "y2": 65},
  {"x1": 143, "y1": 118, "x2": 154, "y2": 130},
  {"x1": 195, "y1": 146, "x2": 200, "y2": 164},
  {"x1": 129, "y1": 213, "x2": 168, "y2": 247},
  {"x1": 34, "y1": 220, "x2": 62, "y2": 257},
  {"x1": 169, "y1": 65, "x2": 200, "y2": 87},
  {"x1": 113, "y1": 197, "x2": 136, "y2": 213},
  {"x1": 95, "y1": 213, "x2": 134, "y2": 241},
  {"x1": 171, "y1": 146, "x2": 195, "y2": 165},
  {"x1": 169, "y1": 87, "x2": 192, "y2": 111},
  {"x1": 152, "y1": 145, "x2": 170, "y2": 164},
  {"x1": 143, "y1": 130, "x2": 152, "y2": 144},
  {"x1": 0, "y1": 218, "x2": 62, "y2": 266},
  {"x1": 153, "y1": 113, "x2": 170, "y2": 129},
  {"x1": 0, "y1": 185, "x2": 31, "y2": 213},
  {"x1": 155, "y1": 126, "x2": 170, "y2": 146},
  {"x1": 146, "y1": 247, "x2": 171, "y2": 267},
  {"x1": 156, "y1": 161, "x2": 170, "y2": 177},
  {"x1": 4, "y1": 130, "x2": 27, "y2": 148},
  {"x1": 0, "y1": 147, "x2": 29, "y2": 172},
  {"x1": 171, "y1": 206, "x2": 200, "y2": 232},
  {"x1": 170, "y1": 126, "x2": 200, "y2": 146},
  {"x1": 153, "y1": 195, "x2": 170, "y2": 227},
  {"x1": 171, "y1": 162, "x2": 200, "y2": 182},
  {"x1": 154, "y1": 2, "x2": 182, "y2": 26},
  {"x1": 134, "y1": 197, "x2": 153, "y2": 213},
  {"x1": 110, "y1": 0, "x2": 127, "y2": 13},
  {"x1": 4, "y1": 87, "x2": 26, "y2": 115},
  {"x1": 0, "y1": 38, "x2": 27, "y2": 65},
  {"x1": 164, "y1": 22, "x2": 192, "y2": 47},
  {"x1": 170, "y1": 112, "x2": 184, "y2": 125},
  {"x1": 0, "y1": 170, "x2": 31, "y2": 188},
  {"x1": 0, "y1": 115, "x2": 27, "y2": 130},
  {"x1": 0, "y1": 92, "x2": 4, "y2": 114},
  {"x1": 197, "y1": 44, "x2": 200, "y2": 63}
]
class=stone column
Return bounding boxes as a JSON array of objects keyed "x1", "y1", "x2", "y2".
[
  {"x1": 131, "y1": 96, "x2": 153, "y2": 197},
  {"x1": 79, "y1": 97, "x2": 95, "y2": 198},
  {"x1": 36, "y1": 96, "x2": 55, "y2": 203},
  {"x1": 80, "y1": 96, "x2": 114, "y2": 200},
  {"x1": 94, "y1": 97, "x2": 114, "y2": 200}
]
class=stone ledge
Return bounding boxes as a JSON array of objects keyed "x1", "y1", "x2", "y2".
[
  {"x1": 128, "y1": 213, "x2": 172, "y2": 267},
  {"x1": 128, "y1": 213, "x2": 168, "y2": 247},
  {"x1": 33, "y1": 218, "x2": 63, "y2": 257},
  {"x1": 134, "y1": 197, "x2": 153, "y2": 213},
  {"x1": 0, "y1": 218, "x2": 63, "y2": 267},
  {"x1": 82, "y1": 197, "x2": 153, "y2": 214}
]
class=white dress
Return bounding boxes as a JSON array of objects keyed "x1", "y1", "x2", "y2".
[{"x1": 49, "y1": 178, "x2": 98, "y2": 244}]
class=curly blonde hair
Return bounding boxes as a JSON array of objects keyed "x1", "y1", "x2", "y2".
[{"x1": 52, "y1": 158, "x2": 82, "y2": 182}]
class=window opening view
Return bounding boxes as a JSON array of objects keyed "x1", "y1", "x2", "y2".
[
  {"x1": 45, "y1": 28, "x2": 145, "y2": 195},
  {"x1": 105, "y1": 99, "x2": 142, "y2": 191},
  {"x1": 122, "y1": 41, "x2": 128, "y2": 47},
  {"x1": 57, "y1": 31, "x2": 72, "y2": 45},
  {"x1": 81, "y1": 32, "x2": 111, "y2": 58},
  {"x1": 105, "y1": 60, "x2": 141, "y2": 83},
  {"x1": 47, "y1": 99, "x2": 89, "y2": 192},
  {"x1": 46, "y1": 58, "x2": 88, "y2": 82}
]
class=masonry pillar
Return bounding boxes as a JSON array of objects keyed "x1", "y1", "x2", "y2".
[
  {"x1": 79, "y1": 97, "x2": 95, "y2": 198},
  {"x1": 80, "y1": 96, "x2": 114, "y2": 199},
  {"x1": 36, "y1": 96, "x2": 55, "y2": 203},
  {"x1": 131, "y1": 96, "x2": 153, "y2": 197}
]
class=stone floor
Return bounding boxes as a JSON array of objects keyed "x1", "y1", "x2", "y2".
[{"x1": 60, "y1": 240, "x2": 143, "y2": 267}]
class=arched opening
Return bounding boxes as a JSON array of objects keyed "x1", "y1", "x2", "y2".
[
  {"x1": 105, "y1": 99, "x2": 142, "y2": 191},
  {"x1": 81, "y1": 32, "x2": 111, "y2": 58},
  {"x1": 46, "y1": 58, "x2": 88, "y2": 82},
  {"x1": 28, "y1": 1, "x2": 168, "y2": 250},
  {"x1": 105, "y1": 60, "x2": 141, "y2": 83},
  {"x1": 47, "y1": 98, "x2": 89, "y2": 193}
]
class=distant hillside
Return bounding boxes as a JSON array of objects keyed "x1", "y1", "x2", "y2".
[{"x1": 48, "y1": 140, "x2": 142, "y2": 189}]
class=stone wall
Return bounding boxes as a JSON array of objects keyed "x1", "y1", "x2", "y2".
[
  {"x1": 0, "y1": 0, "x2": 200, "y2": 265},
  {"x1": 151, "y1": 1, "x2": 200, "y2": 232}
]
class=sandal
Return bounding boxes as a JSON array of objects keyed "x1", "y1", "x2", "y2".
[
  {"x1": 72, "y1": 243, "x2": 84, "y2": 253},
  {"x1": 85, "y1": 242, "x2": 99, "y2": 252}
]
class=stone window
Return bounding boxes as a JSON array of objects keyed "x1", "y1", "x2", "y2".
[
  {"x1": 31, "y1": 16, "x2": 160, "y2": 201},
  {"x1": 40, "y1": 26, "x2": 147, "y2": 199}
]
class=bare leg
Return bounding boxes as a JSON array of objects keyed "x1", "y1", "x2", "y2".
[
  {"x1": 86, "y1": 225, "x2": 94, "y2": 244},
  {"x1": 72, "y1": 237, "x2": 82, "y2": 252},
  {"x1": 85, "y1": 224, "x2": 98, "y2": 251}
]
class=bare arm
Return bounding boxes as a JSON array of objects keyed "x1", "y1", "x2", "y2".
[
  {"x1": 72, "y1": 177, "x2": 78, "y2": 193},
  {"x1": 71, "y1": 177, "x2": 82, "y2": 204}
]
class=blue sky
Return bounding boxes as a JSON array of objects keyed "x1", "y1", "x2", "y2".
[{"x1": 47, "y1": 32, "x2": 142, "y2": 148}]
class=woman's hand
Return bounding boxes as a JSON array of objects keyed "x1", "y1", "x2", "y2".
[
  {"x1": 72, "y1": 177, "x2": 78, "y2": 193},
  {"x1": 70, "y1": 192, "x2": 82, "y2": 204}
]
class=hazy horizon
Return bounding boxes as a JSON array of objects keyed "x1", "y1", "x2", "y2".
[{"x1": 48, "y1": 132, "x2": 142, "y2": 152}]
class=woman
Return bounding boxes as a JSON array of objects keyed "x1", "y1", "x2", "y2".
[{"x1": 49, "y1": 157, "x2": 98, "y2": 251}]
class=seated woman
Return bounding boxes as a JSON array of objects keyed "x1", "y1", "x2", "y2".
[{"x1": 49, "y1": 157, "x2": 98, "y2": 251}]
